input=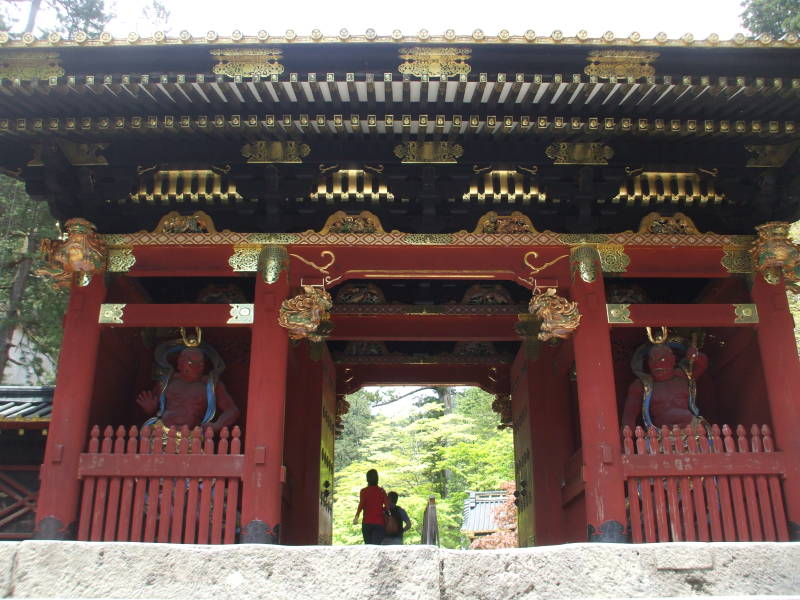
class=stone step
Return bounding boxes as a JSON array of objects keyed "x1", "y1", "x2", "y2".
[{"x1": 2, "y1": 541, "x2": 798, "y2": 599}]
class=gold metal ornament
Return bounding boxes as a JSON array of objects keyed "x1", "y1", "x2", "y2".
[
  {"x1": 0, "y1": 52, "x2": 64, "y2": 80},
  {"x1": 606, "y1": 303, "x2": 633, "y2": 324},
  {"x1": 529, "y1": 288, "x2": 582, "y2": 342},
  {"x1": 584, "y1": 49, "x2": 658, "y2": 79},
  {"x1": 210, "y1": 48, "x2": 284, "y2": 77},
  {"x1": 645, "y1": 326, "x2": 668, "y2": 344},
  {"x1": 394, "y1": 142, "x2": 463, "y2": 163},
  {"x1": 733, "y1": 304, "x2": 759, "y2": 324},
  {"x1": 398, "y1": 47, "x2": 471, "y2": 78},
  {"x1": 545, "y1": 143, "x2": 613, "y2": 165},
  {"x1": 259, "y1": 245, "x2": 289, "y2": 284},
  {"x1": 227, "y1": 304, "x2": 255, "y2": 324},
  {"x1": 597, "y1": 244, "x2": 630, "y2": 273},
  {"x1": 751, "y1": 221, "x2": 800, "y2": 290},
  {"x1": 278, "y1": 286, "x2": 334, "y2": 342},
  {"x1": 242, "y1": 141, "x2": 311, "y2": 163},
  {"x1": 570, "y1": 245, "x2": 600, "y2": 283},
  {"x1": 180, "y1": 327, "x2": 202, "y2": 347},
  {"x1": 721, "y1": 247, "x2": 753, "y2": 274},
  {"x1": 106, "y1": 247, "x2": 136, "y2": 272},
  {"x1": 98, "y1": 303, "x2": 125, "y2": 324},
  {"x1": 318, "y1": 210, "x2": 384, "y2": 234},
  {"x1": 473, "y1": 211, "x2": 536, "y2": 234},
  {"x1": 130, "y1": 168, "x2": 241, "y2": 204},
  {"x1": 228, "y1": 244, "x2": 261, "y2": 272}
]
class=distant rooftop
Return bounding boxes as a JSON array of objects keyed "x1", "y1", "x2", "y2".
[
  {"x1": 461, "y1": 490, "x2": 507, "y2": 535},
  {"x1": 0, "y1": 386, "x2": 54, "y2": 423}
]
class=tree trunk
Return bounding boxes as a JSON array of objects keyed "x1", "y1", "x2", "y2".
[
  {"x1": 25, "y1": 0, "x2": 42, "y2": 33},
  {"x1": 0, "y1": 232, "x2": 36, "y2": 382}
]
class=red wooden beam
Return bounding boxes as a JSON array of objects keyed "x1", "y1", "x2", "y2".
[
  {"x1": 328, "y1": 313, "x2": 521, "y2": 341},
  {"x1": 78, "y1": 454, "x2": 244, "y2": 478},
  {"x1": 98, "y1": 304, "x2": 252, "y2": 327},
  {"x1": 125, "y1": 245, "x2": 238, "y2": 277},
  {"x1": 622, "y1": 453, "x2": 787, "y2": 477},
  {"x1": 608, "y1": 304, "x2": 757, "y2": 328}
]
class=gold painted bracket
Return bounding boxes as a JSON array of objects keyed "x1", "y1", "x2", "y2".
[
  {"x1": 228, "y1": 303, "x2": 254, "y2": 324},
  {"x1": 210, "y1": 48, "x2": 284, "y2": 78},
  {"x1": 733, "y1": 304, "x2": 759, "y2": 324},
  {"x1": 394, "y1": 142, "x2": 463, "y2": 163},
  {"x1": 107, "y1": 247, "x2": 136, "y2": 272},
  {"x1": 606, "y1": 303, "x2": 633, "y2": 324},
  {"x1": 546, "y1": 143, "x2": 613, "y2": 165},
  {"x1": 98, "y1": 303, "x2": 125, "y2": 324},
  {"x1": 398, "y1": 47, "x2": 471, "y2": 78},
  {"x1": 584, "y1": 49, "x2": 658, "y2": 80},
  {"x1": 242, "y1": 141, "x2": 310, "y2": 163}
]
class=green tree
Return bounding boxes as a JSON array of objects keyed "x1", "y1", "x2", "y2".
[
  {"x1": 333, "y1": 387, "x2": 514, "y2": 549},
  {"x1": 740, "y1": 0, "x2": 800, "y2": 36},
  {"x1": 0, "y1": 176, "x2": 67, "y2": 382}
]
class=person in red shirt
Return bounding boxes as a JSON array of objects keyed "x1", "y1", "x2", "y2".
[{"x1": 352, "y1": 468, "x2": 389, "y2": 544}]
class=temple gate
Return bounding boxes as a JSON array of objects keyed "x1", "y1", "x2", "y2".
[{"x1": 0, "y1": 28, "x2": 797, "y2": 544}]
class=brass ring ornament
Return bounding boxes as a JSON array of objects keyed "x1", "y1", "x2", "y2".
[
  {"x1": 645, "y1": 326, "x2": 668, "y2": 344},
  {"x1": 180, "y1": 327, "x2": 202, "y2": 347}
]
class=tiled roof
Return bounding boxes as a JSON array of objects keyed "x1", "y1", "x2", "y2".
[
  {"x1": 0, "y1": 386, "x2": 54, "y2": 421},
  {"x1": 461, "y1": 490, "x2": 506, "y2": 533}
]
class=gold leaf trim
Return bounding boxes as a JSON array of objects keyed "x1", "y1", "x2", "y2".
[
  {"x1": 398, "y1": 47, "x2": 471, "y2": 78},
  {"x1": 402, "y1": 233, "x2": 455, "y2": 245},
  {"x1": 598, "y1": 244, "x2": 630, "y2": 273},
  {"x1": 228, "y1": 244, "x2": 261, "y2": 272},
  {"x1": 606, "y1": 303, "x2": 632, "y2": 324},
  {"x1": 545, "y1": 142, "x2": 613, "y2": 165},
  {"x1": 394, "y1": 141, "x2": 463, "y2": 163},
  {"x1": 210, "y1": 48, "x2": 283, "y2": 77},
  {"x1": 98, "y1": 303, "x2": 125, "y2": 324},
  {"x1": 584, "y1": 49, "x2": 658, "y2": 79},
  {"x1": 0, "y1": 51, "x2": 64, "y2": 80},
  {"x1": 242, "y1": 140, "x2": 310, "y2": 163},
  {"x1": 721, "y1": 247, "x2": 753, "y2": 274}
]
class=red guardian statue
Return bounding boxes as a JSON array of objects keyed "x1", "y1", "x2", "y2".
[{"x1": 622, "y1": 327, "x2": 709, "y2": 430}]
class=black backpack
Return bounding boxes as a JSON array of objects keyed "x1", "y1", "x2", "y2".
[{"x1": 385, "y1": 507, "x2": 402, "y2": 535}]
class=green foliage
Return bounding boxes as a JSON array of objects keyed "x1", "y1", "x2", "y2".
[
  {"x1": 333, "y1": 387, "x2": 513, "y2": 548},
  {"x1": 740, "y1": 0, "x2": 800, "y2": 36},
  {"x1": 0, "y1": 176, "x2": 67, "y2": 383},
  {"x1": 48, "y1": 0, "x2": 113, "y2": 36}
]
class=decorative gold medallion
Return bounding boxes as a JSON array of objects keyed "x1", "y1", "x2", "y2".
[
  {"x1": 98, "y1": 303, "x2": 125, "y2": 324},
  {"x1": 398, "y1": 47, "x2": 471, "y2": 78},
  {"x1": 638, "y1": 212, "x2": 700, "y2": 235},
  {"x1": 227, "y1": 304, "x2": 255, "y2": 324},
  {"x1": 0, "y1": 52, "x2": 64, "y2": 80},
  {"x1": 597, "y1": 244, "x2": 630, "y2": 273},
  {"x1": 733, "y1": 304, "x2": 759, "y2": 324},
  {"x1": 745, "y1": 143, "x2": 800, "y2": 168},
  {"x1": 606, "y1": 303, "x2": 633, "y2": 324},
  {"x1": 259, "y1": 244, "x2": 289, "y2": 284},
  {"x1": 228, "y1": 244, "x2": 261, "y2": 272},
  {"x1": 394, "y1": 142, "x2": 463, "y2": 164},
  {"x1": 570, "y1": 245, "x2": 600, "y2": 283},
  {"x1": 107, "y1": 247, "x2": 136, "y2": 272},
  {"x1": 210, "y1": 48, "x2": 284, "y2": 77},
  {"x1": 545, "y1": 143, "x2": 613, "y2": 165},
  {"x1": 242, "y1": 141, "x2": 311, "y2": 164},
  {"x1": 584, "y1": 49, "x2": 658, "y2": 79}
]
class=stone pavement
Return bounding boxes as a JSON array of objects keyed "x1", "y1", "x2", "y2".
[{"x1": 1, "y1": 541, "x2": 798, "y2": 599}]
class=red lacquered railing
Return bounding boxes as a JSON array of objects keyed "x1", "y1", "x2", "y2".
[
  {"x1": 77, "y1": 425, "x2": 243, "y2": 544},
  {"x1": 622, "y1": 424, "x2": 789, "y2": 543}
]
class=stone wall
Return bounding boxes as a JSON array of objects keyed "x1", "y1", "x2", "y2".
[{"x1": 1, "y1": 541, "x2": 798, "y2": 599}]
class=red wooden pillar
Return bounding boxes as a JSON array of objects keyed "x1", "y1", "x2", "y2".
[
  {"x1": 34, "y1": 276, "x2": 106, "y2": 539},
  {"x1": 751, "y1": 274, "x2": 800, "y2": 540},
  {"x1": 569, "y1": 246, "x2": 628, "y2": 542},
  {"x1": 240, "y1": 250, "x2": 290, "y2": 543}
]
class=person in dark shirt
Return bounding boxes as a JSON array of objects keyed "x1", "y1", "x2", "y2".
[
  {"x1": 382, "y1": 491, "x2": 412, "y2": 545},
  {"x1": 353, "y1": 468, "x2": 389, "y2": 544}
]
